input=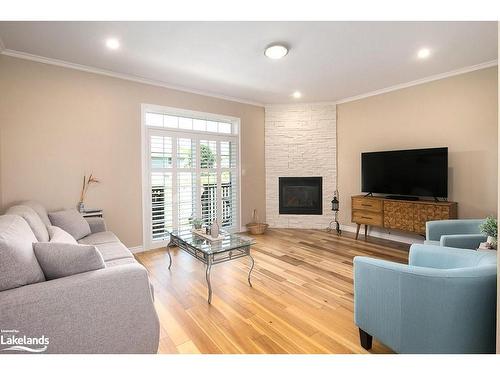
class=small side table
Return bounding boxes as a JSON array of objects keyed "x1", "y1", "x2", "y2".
[{"x1": 81, "y1": 209, "x2": 103, "y2": 218}]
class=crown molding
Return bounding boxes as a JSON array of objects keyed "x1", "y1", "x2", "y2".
[
  {"x1": 0, "y1": 48, "x2": 265, "y2": 107},
  {"x1": 336, "y1": 60, "x2": 498, "y2": 105},
  {"x1": 1, "y1": 47, "x2": 496, "y2": 108}
]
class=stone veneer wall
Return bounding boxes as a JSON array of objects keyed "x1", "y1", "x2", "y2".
[{"x1": 265, "y1": 103, "x2": 337, "y2": 228}]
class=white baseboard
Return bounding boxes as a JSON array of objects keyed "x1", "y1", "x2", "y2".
[
  {"x1": 129, "y1": 245, "x2": 145, "y2": 254},
  {"x1": 341, "y1": 224, "x2": 424, "y2": 245}
]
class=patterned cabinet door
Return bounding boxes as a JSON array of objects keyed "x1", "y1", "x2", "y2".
[
  {"x1": 414, "y1": 205, "x2": 451, "y2": 235},
  {"x1": 383, "y1": 201, "x2": 416, "y2": 232}
]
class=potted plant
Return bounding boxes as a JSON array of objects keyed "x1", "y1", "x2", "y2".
[
  {"x1": 479, "y1": 216, "x2": 497, "y2": 249},
  {"x1": 190, "y1": 217, "x2": 203, "y2": 230},
  {"x1": 78, "y1": 173, "x2": 100, "y2": 212}
]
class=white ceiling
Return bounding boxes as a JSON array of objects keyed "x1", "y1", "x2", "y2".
[{"x1": 0, "y1": 21, "x2": 497, "y2": 105}]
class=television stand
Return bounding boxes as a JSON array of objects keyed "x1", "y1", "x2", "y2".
[
  {"x1": 351, "y1": 195, "x2": 457, "y2": 239},
  {"x1": 385, "y1": 195, "x2": 419, "y2": 201}
]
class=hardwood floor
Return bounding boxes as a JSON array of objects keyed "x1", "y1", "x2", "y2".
[{"x1": 135, "y1": 229, "x2": 409, "y2": 354}]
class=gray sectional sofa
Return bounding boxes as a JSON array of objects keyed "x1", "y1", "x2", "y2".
[{"x1": 0, "y1": 201, "x2": 160, "y2": 354}]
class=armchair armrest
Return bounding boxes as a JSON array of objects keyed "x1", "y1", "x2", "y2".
[
  {"x1": 85, "y1": 217, "x2": 107, "y2": 233},
  {"x1": 0, "y1": 263, "x2": 159, "y2": 353},
  {"x1": 426, "y1": 219, "x2": 484, "y2": 241},
  {"x1": 354, "y1": 255, "x2": 497, "y2": 353},
  {"x1": 440, "y1": 234, "x2": 487, "y2": 250}
]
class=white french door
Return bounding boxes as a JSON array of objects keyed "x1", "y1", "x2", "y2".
[{"x1": 142, "y1": 105, "x2": 240, "y2": 250}]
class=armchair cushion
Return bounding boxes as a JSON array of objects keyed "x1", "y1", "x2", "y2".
[
  {"x1": 33, "y1": 242, "x2": 105, "y2": 280},
  {"x1": 48, "y1": 209, "x2": 91, "y2": 240},
  {"x1": 0, "y1": 215, "x2": 45, "y2": 291}
]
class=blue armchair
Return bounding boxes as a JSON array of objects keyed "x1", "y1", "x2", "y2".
[
  {"x1": 354, "y1": 244, "x2": 497, "y2": 353},
  {"x1": 425, "y1": 219, "x2": 487, "y2": 250}
]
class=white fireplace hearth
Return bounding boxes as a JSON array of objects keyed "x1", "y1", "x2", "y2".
[{"x1": 265, "y1": 103, "x2": 337, "y2": 229}]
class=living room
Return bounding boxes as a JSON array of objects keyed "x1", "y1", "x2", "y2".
[{"x1": 1, "y1": 1, "x2": 499, "y2": 373}]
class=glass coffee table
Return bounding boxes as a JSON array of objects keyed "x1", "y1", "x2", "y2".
[{"x1": 166, "y1": 229, "x2": 256, "y2": 304}]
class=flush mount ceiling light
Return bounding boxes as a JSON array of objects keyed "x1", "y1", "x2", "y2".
[
  {"x1": 417, "y1": 47, "x2": 431, "y2": 59},
  {"x1": 105, "y1": 38, "x2": 120, "y2": 50},
  {"x1": 264, "y1": 44, "x2": 289, "y2": 60},
  {"x1": 292, "y1": 91, "x2": 302, "y2": 99}
]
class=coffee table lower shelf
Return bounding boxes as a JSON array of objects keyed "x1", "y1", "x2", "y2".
[{"x1": 166, "y1": 234, "x2": 255, "y2": 304}]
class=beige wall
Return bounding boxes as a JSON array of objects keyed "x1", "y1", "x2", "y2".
[
  {"x1": 0, "y1": 55, "x2": 265, "y2": 247},
  {"x1": 338, "y1": 66, "x2": 498, "y2": 231}
]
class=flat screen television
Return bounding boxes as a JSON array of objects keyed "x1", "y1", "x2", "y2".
[{"x1": 361, "y1": 147, "x2": 448, "y2": 198}]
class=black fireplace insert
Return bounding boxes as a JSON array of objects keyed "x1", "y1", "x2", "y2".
[{"x1": 279, "y1": 177, "x2": 323, "y2": 215}]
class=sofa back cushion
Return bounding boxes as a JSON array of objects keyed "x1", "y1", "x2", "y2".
[
  {"x1": 48, "y1": 209, "x2": 91, "y2": 240},
  {"x1": 48, "y1": 225, "x2": 78, "y2": 244},
  {"x1": 33, "y1": 242, "x2": 105, "y2": 280},
  {"x1": 21, "y1": 200, "x2": 51, "y2": 228},
  {"x1": 0, "y1": 215, "x2": 46, "y2": 291},
  {"x1": 6, "y1": 205, "x2": 49, "y2": 242}
]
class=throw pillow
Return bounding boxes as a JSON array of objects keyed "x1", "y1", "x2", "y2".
[
  {"x1": 33, "y1": 242, "x2": 105, "y2": 280},
  {"x1": 48, "y1": 209, "x2": 91, "y2": 240},
  {"x1": 0, "y1": 215, "x2": 45, "y2": 291},
  {"x1": 48, "y1": 225, "x2": 78, "y2": 244}
]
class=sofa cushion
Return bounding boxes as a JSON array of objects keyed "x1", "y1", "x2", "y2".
[
  {"x1": 78, "y1": 231, "x2": 119, "y2": 245},
  {"x1": 33, "y1": 242, "x2": 105, "y2": 280},
  {"x1": 6, "y1": 205, "x2": 49, "y2": 242},
  {"x1": 93, "y1": 241, "x2": 134, "y2": 262},
  {"x1": 105, "y1": 257, "x2": 137, "y2": 268},
  {"x1": 48, "y1": 209, "x2": 91, "y2": 240},
  {"x1": 20, "y1": 200, "x2": 51, "y2": 228},
  {"x1": 48, "y1": 226, "x2": 78, "y2": 244},
  {"x1": 0, "y1": 215, "x2": 46, "y2": 291}
]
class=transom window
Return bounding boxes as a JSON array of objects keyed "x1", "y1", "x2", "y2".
[{"x1": 142, "y1": 104, "x2": 240, "y2": 249}]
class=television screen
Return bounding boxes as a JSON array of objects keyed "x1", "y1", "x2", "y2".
[{"x1": 361, "y1": 147, "x2": 448, "y2": 198}]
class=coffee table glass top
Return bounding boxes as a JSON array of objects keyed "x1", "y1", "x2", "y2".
[{"x1": 168, "y1": 229, "x2": 255, "y2": 254}]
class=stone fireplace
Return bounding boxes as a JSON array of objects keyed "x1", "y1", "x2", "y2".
[
  {"x1": 279, "y1": 177, "x2": 322, "y2": 215},
  {"x1": 265, "y1": 103, "x2": 336, "y2": 229}
]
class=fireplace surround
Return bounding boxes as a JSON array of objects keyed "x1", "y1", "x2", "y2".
[{"x1": 279, "y1": 177, "x2": 323, "y2": 215}]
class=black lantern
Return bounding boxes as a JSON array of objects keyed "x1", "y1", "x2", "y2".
[
  {"x1": 331, "y1": 196, "x2": 339, "y2": 212},
  {"x1": 327, "y1": 190, "x2": 341, "y2": 235}
]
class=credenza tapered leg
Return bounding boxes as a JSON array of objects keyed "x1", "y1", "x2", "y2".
[
  {"x1": 355, "y1": 223, "x2": 361, "y2": 240},
  {"x1": 364, "y1": 224, "x2": 368, "y2": 239}
]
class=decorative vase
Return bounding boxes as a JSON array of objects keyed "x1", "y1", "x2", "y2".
[
  {"x1": 210, "y1": 219, "x2": 220, "y2": 238},
  {"x1": 487, "y1": 236, "x2": 497, "y2": 249},
  {"x1": 194, "y1": 223, "x2": 202, "y2": 230},
  {"x1": 77, "y1": 201, "x2": 85, "y2": 213}
]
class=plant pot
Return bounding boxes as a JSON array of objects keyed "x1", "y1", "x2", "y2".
[
  {"x1": 77, "y1": 201, "x2": 85, "y2": 213},
  {"x1": 487, "y1": 236, "x2": 497, "y2": 249}
]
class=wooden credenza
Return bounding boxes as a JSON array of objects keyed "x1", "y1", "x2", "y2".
[{"x1": 351, "y1": 195, "x2": 457, "y2": 239}]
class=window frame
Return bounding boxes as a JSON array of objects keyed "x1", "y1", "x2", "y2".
[{"x1": 141, "y1": 103, "x2": 242, "y2": 251}]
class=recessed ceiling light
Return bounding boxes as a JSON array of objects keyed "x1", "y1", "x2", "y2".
[
  {"x1": 417, "y1": 48, "x2": 431, "y2": 59},
  {"x1": 292, "y1": 91, "x2": 302, "y2": 99},
  {"x1": 265, "y1": 44, "x2": 288, "y2": 60},
  {"x1": 105, "y1": 38, "x2": 120, "y2": 50}
]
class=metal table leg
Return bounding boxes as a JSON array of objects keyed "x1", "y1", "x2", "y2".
[
  {"x1": 166, "y1": 239, "x2": 175, "y2": 270},
  {"x1": 247, "y1": 252, "x2": 255, "y2": 287},
  {"x1": 205, "y1": 256, "x2": 213, "y2": 304}
]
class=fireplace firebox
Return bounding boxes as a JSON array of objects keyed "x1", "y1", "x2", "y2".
[{"x1": 279, "y1": 177, "x2": 323, "y2": 215}]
